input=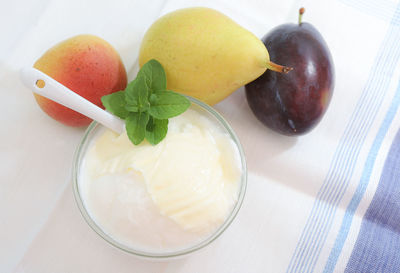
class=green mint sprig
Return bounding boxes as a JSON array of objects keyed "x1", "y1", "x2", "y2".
[{"x1": 101, "y1": 59, "x2": 190, "y2": 145}]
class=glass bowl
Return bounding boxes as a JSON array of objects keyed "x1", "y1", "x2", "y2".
[{"x1": 72, "y1": 96, "x2": 247, "y2": 259}]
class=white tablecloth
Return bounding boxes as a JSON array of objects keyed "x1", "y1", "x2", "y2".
[{"x1": 2, "y1": 0, "x2": 400, "y2": 272}]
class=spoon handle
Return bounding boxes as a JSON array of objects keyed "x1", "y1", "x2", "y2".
[{"x1": 20, "y1": 67, "x2": 125, "y2": 134}]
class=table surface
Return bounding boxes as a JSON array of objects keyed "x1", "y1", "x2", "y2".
[{"x1": 2, "y1": 0, "x2": 400, "y2": 272}]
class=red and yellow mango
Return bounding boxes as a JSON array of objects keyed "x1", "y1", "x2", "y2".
[{"x1": 33, "y1": 34, "x2": 127, "y2": 127}]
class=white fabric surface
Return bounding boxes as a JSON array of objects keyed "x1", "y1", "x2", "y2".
[{"x1": 2, "y1": 0, "x2": 400, "y2": 272}]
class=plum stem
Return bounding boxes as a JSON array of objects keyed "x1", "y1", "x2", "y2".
[
  {"x1": 299, "y1": 7, "x2": 305, "y2": 25},
  {"x1": 267, "y1": 61, "x2": 293, "y2": 74}
]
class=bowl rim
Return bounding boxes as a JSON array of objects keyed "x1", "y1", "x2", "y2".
[{"x1": 71, "y1": 96, "x2": 247, "y2": 259}]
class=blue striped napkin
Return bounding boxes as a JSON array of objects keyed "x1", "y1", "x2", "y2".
[
  {"x1": 207, "y1": 0, "x2": 400, "y2": 271},
  {"x1": 282, "y1": 1, "x2": 400, "y2": 272}
]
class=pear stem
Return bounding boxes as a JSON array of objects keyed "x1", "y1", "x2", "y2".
[
  {"x1": 299, "y1": 7, "x2": 305, "y2": 25},
  {"x1": 267, "y1": 61, "x2": 293, "y2": 74}
]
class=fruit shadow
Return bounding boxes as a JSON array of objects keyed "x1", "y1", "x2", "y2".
[
  {"x1": 125, "y1": 56, "x2": 140, "y2": 81},
  {"x1": 214, "y1": 87, "x2": 298, "y2": 178}
]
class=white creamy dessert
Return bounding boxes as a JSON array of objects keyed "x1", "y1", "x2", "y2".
[{"x1": 79, "y1": 108, "x2": 242, "y2": 253}]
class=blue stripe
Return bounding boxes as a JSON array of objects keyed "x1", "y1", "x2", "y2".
[
  {"x1": 344, "y1": 128, "x2": 400, "y2": 272},
  {"x1": 286, "y1": 1, "x2": 400, "y2": 272},
  {"x1": 323, "y1": 77, "x2": 400, "y2": 272}
]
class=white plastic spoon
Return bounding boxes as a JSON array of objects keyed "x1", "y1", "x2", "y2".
[{"x1": 20, "y1": 67, "x2": 125, "y2": 134}]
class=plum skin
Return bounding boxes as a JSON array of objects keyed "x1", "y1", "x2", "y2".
[{"x1": 245, "y1": 22, "x2": 334, "y2": 136}]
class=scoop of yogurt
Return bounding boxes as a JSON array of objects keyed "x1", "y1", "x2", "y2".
[{"x1": 79, "y1": 108, "x2": 242, "y2": 252}]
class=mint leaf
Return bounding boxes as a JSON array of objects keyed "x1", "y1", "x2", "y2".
[
  {"x1": 125, "y1": 76, "x2": 150, "y2": 112},
  {"x1": 138, "y1": 59, "x2": 166, "y2": 93},
  {"x1": 145, "y1": 117, "x2": 168, "y2": 145},
  {"x1": 148, "y1": 91, "x2": 190, "y2": 119},
  {"x1": 100, "y1": 59, "x2": 190, "y2": 146},
  {"x1": 101, "y1": 91, "x2": 129, "y2": 119},
  {"x1": 126, "y1": 112, "x2": 149, "y2": 145}
]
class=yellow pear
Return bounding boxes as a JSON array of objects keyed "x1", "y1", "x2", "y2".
[{"x1": 139, "y1": 7, "x2": 290, "y2": 105}]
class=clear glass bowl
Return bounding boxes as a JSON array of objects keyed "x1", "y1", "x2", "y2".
[{"x1": 72, "y1": 96, "x2": 247, "y2": 259}]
